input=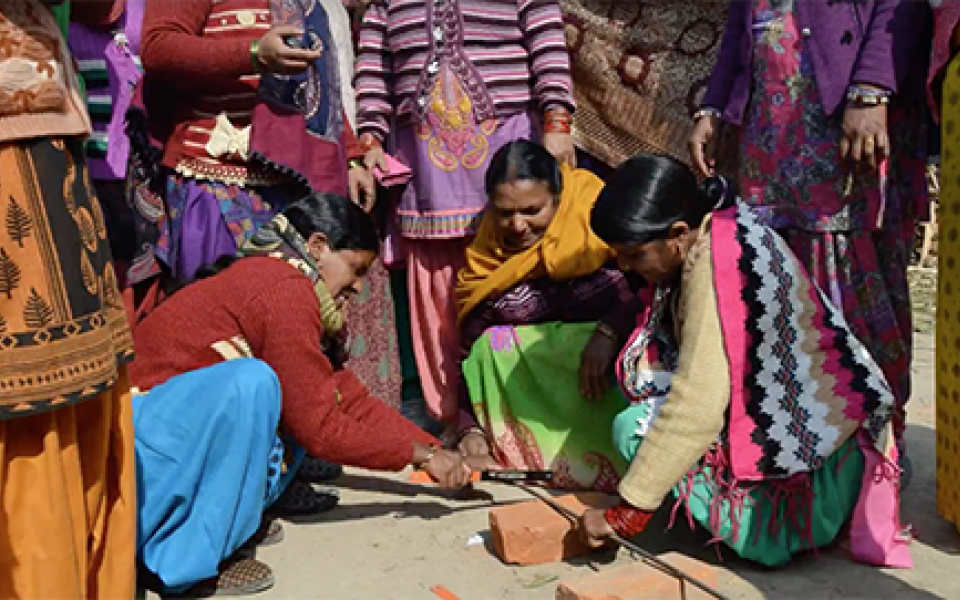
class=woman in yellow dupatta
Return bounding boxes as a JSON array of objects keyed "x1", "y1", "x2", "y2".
[{"x1": 454, "y1": 141, "x2": 642, "y2": 491}]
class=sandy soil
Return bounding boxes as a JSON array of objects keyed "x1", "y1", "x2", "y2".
[{"x1": 170, "y1": 328, "x2": 953, "y2": 600}]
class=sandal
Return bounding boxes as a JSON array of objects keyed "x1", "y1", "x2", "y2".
[
  {"x1": 269, "y1": 479, "x2": 338, "y2": 517},
  {"x1": 178, "y1": 557, "x2": 275, "y2": 597},
  {"x1": 295, "y1": 456, "x2": 343, "y2": 483}
]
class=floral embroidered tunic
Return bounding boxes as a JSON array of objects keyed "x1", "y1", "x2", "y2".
[{"x1": 355, "y1": 0, "x2": 574, "y2": 239}]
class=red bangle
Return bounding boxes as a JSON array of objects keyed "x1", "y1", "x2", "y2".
[
  {"x1": 544, "y1": 106, "x2": 571, "y2": 118},
  {"x1": 544, "y1": 121, "x2": 572, "y2": 134},
  {"x1": 544, "y1": 107, "x2": 572, "y2": 134},
  {"x1": 603, "y1": 502, "x2": 654, "y2": 538}
]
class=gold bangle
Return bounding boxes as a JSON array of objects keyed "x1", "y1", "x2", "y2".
[{"x1": 348, "y1": 157, "x2": 365, "y2": 169}]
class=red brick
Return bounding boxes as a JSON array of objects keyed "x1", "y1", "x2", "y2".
[
  {"x1": 488, "y1": 492, "x2": 616, "y2": 565},
  {"x1": 555, "y1": 553, "x2": 720, "y2": 600}
]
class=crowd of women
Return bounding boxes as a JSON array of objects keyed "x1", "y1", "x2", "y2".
[{"x1": 1, "y1": 0, "x2": 958, "y2": 598}]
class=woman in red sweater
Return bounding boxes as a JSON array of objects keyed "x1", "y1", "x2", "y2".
[
  {"x1": 135, "y1": 0, "x2": 375, "y2": 286},
  {"x1": 129, "y1": 193, "x2": 471, "y2": 595}
]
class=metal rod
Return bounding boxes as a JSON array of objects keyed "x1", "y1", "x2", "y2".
[{"x1": 512, "y1": 485, "x2": 730, "y2": 600}]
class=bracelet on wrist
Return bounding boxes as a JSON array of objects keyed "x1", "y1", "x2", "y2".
[
  {"x1": 595, "y1": 322, "x2": 618, "y2": 342},
  {"x1": 846, "y1": 93, "x2": 890, "y2": 106},
  {"x1": 544, "y1": 106, "x2": 571, "y2": 118},
  {"x1": 459, "y1": 426, "x2": 484, "y2": 440},
  {"x1": 457, "y1": 427, "x2": 486, "y2": 453},
  {"x1": 692, "y1": 107, "x2": 721, "y2": 122},
  {"x1": 250, "y1": 39, "x2": 261, "y2": 73},
  {"x1": 603, "y1": 502, "x2": 654, "y2": 538},
  {"x1": 543, "y1": 107, "x2": 573, "y2": 133},
  {"x1": 347, "y1": 157, "x2": 365, "y2": 169},
  {"x1": 847, "y1": 84, "x2": 890, "y2": 97},
  {"x1": 846, "y1": 85, "x2": 891, "y2": 107},
  {"x1": 544, "y1": 122, "x2": 572, "y2": 134}
]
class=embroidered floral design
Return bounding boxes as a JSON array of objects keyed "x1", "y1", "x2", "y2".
[{"x1": 417, "y1": 69, "x2": 497, "y2": 172}]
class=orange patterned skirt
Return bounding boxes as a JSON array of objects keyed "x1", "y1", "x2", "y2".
[{"x1": 0, "y1": 136, "x2": 136, "y2": 597}]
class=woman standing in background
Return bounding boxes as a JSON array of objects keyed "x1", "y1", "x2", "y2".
[
  {"x1": 690, "y1": 0, "x2": 931, "y2": 473},
  {"x1": 930, "y1": 0, "x2": 960, "y2": 535},
  {"x1": 67, "y1": 0, "x2": 143, "y2": 284},
  {"x1": 0, "y1": 1, "x2": 136, "y2": 597},
  {"x1": 324, "y1": 0, "x2": 405, "y2": 416},
  {"x1": 138, "y1": 0, "x2": 374, "y2": 285},
  {"x1": 355, "y1": 0, "x2": 577, "y2": 431}
]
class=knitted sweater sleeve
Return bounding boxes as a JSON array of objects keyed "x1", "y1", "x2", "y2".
[
  {"x1": 518, "y1": 0, "x2": 575, "y2": 113},
  {"x1": 617, "y1": 235, "x2": 730, "y2": 511},
  {"x1": 245, "y1": 277, "x2": 438, "y2": 471},
  {"x1": 141, "y1": 0, "x2": 254, "y2": 90},
  {"x1": 354, "y1": 0, "x2": 393, "y2": 141}
]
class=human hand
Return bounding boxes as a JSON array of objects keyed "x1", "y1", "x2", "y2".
[
  {"x1": 543, "y1": 131, "x2": 576, "y2": 167},
  {"x1": 579, "y1": 508, "x2": 617, "y2": 549},
  {"x1": 425, "y1": 448, "x2": 474, "y2": 489},
  {"x1": 578, "y1": 328, "x2": 618, "y2": 401},
  {"x1": 841, "y1": 102, "x2": 888, "y2": 171},
  {"x1": 348, "y1": 164, "x2": 377, "y2": 211},
  {"x1": 463, "y1": 452, "x2": 502, "y2": 473},
  {"x1": 362, "y1": 144, "x2": 389, "y2": 175},
  {"x1": 689, "y1": 113, "x2": 719, "y2": 178},
  {"x1": 458, "y1": 431, "x2": 490, "y2": 457},
  {"x1": 256, "y1": 26, "x2": 323, "y2": 75}
]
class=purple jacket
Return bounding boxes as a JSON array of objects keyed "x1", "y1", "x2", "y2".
[{"x1": 703, "y1": 0, "x2": 932, "y2": 125}]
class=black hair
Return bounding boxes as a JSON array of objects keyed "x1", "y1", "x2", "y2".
[
  {"x1": 590, "y1": 154, "x2": 736, "y2": 246},
  {"x1": 285, "y1": 192, "x2": 380, "y2": 253},
  {"x1": 192, "y1": 192, "x2": 379, "y2": 282},
  {"x1": 484, "y1": 140, "x2": 562, "y2": 199}
]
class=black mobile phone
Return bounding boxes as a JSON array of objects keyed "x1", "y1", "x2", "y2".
[{"x1": 283, "y1": 35, "x2": 303, "y2": 49}]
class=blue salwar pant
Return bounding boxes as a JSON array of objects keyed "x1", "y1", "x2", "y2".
[{"x1": 134, "y1": 359, "x2": 302, "y2": 592}]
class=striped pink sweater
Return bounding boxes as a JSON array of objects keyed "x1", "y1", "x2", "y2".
[{"x1": 355, "y1": 0, "x2": 574, "y2": 141}]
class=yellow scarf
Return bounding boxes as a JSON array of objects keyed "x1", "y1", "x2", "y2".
[{"x1": 456, "y1": 165, "x2": 613, "y2": 322}]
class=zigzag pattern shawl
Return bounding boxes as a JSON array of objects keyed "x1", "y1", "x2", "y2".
[{"x1": 713, "y1": 202, "x2": 894, "y2": 480}]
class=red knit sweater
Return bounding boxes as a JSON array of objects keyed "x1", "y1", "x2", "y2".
[{"x1": 129, "y1": 257, "x2": 437, "y2": 471}]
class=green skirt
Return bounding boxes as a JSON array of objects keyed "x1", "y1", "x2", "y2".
[
  {"x1": 613, "y1": 403, "x2": 865, "y2": 567},
  {"x1": 462, "y1": 322, "x2": 627, "y2": 491}
]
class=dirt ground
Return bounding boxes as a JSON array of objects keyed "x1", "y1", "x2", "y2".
[
  {"x1": 145, "y1": 274, "x2": 953, "y2": 600},
  {"x1": 208, "y1": 325, "x2": 955, "y2": 600}
]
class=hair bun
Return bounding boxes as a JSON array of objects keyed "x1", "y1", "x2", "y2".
[{"x1": 701, "y1": 176, "x2": 738, "y2": 212}]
